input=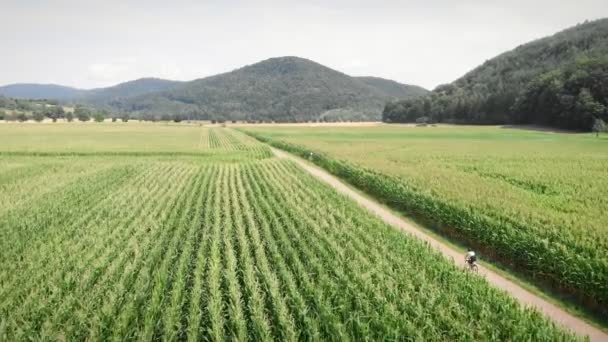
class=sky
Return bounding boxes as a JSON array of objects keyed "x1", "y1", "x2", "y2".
[{"x1": 1, "y1": 0, "x2": 607, "y2": 90}]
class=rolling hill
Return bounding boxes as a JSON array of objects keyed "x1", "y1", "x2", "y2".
[
  {"x1": 383, "y1": 18, "x2": 608, "y2": 130},
  {"x1": 0, "y1": 78, "x2": 182, "y2": 104},
  {"x1": 0, "y1": 57, "x2": 427, "y2": 122},
  {"x1": 0, "y1": 84, "x2": 85, "y2": 100},
  {"x1": 109, "y1": 57, "x2": 428, "y2": 122},
  {"x1": 356, "y1": 76, "x2": 428, "y2": 99},
  {"x1": 83, "y1": 78, "x2": 183, "y2": 105}
]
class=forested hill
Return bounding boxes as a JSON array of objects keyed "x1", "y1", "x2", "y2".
[
  {"x1": 83, "y1": 78, "x2": 183, "y2": 105},
  {"x1": 109, "y1": 57, "x2": 428, "y2": 122},
  {"x1": 383, "y1": 18, "x2": 608, "y2": 131},
  {"x1": 355, "y1": 76, "x2": 428, "y2": 99}
]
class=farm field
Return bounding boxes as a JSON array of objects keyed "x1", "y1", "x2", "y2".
[
  {"x1": 0, "y1": 123, "x2": 575, "y2": 340},
  {"x1": 0, "y1": 122, "x2": 268, "y2": 156},
  {"x1": 241, "y1": 124, "x2": 608, "y2": 317}
]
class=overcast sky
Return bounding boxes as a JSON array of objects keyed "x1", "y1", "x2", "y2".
[{"x1": 1, "y1": 0, "x2": 606, "y2": 90}]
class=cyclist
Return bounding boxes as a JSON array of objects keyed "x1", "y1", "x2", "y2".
[{"x1": 465, "y1": 248, "x2": 477, "y2": 267}]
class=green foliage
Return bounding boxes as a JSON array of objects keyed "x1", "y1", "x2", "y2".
[
  {"x1": 0, "y1": 109, "x2": 5, "y2": 120},
  {"x1": 65, "y1": 111, "x2": 74, "y2": 122},
  {"x1": 92, "y1": 111, "x2": 105, "y2": 122},
  {"x1": 44, "y1": 105, "x2": 65, "y2": 120},
  {"x1": 32, "y1": 111, "x2": 45, "y2": 122},
  {"x1": 75, "y1": 105, "x2": 91, "y2": 122},
  {"x1": 16, "y1": 112, "x2": 28, "y2": 122},
  {"x1": 384, "y1": 19, "x2": 608, "y2": 130},
  {"x1": 511, "y1": 57, "x2": 608, "y2": 130}
]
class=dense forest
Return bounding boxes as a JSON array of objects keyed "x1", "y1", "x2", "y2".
[{"x1": 383, "y1": 18, "x2": 608, "y2": 131}]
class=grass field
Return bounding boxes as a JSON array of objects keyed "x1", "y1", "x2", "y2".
[
  {"x1": 241, "y1": 124, "x2": 608, "y2": 317},
  {"x1": 0, "y1": 123, "x2": 576, "y2": 340}
]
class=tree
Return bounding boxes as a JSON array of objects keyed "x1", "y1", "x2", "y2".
[
  {"x1": 0, "y1": 110, "x2": 5, "y2": 121},
  {"x1": 142, "y1": 113, "x2": 158, "y2": 122},
  {"x1": 17, "y1": 113, "x2": 28, "y2": 122},
  {"x1": 32, "y1": 111, "x2": 45, "y2": 122},
  {"x1": 65, "y1": 112, "x2": 74, "y2": 122},
  {"x1": 45, "y1": 105, "x2": 65, "y2": 122},
  {"x1": 575, "y1": 88, "x2": 605, "y2": 131},
  {"x1": 592, "y1": 118, "x2": 606, "y2": 137},
  {"x1": 93, "y1": 112, "x2": 105, "y2": 122},
  {"x1": 75, "y1": 106, "x2": 91, "y2": 122},
  {"x1": 121, "y1": 113, "x2": 130, "y2": 122}
]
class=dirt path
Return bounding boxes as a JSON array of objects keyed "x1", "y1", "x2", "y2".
[{"x1": 271, "y1": 147, "x2": 607, "y2": 341}]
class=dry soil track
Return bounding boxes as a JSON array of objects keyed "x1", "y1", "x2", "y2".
[{"x1": 271, "y1": 147, "x2": 607, "y2": 341}]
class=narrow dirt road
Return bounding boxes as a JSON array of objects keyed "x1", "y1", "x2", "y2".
[{"x1": 271, "y1": 147, "x2": 607, "y2": 341}]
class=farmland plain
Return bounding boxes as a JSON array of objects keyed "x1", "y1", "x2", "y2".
[
  {"x1": 241, "y1": 124, "x2": 608, "y2": 318},
  {"x1": 0, "y1": 123, "x2": 576, "y2": 340}
]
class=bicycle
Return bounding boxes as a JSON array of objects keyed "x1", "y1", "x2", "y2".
[{"x1": 465, "y1": 258, "x2": 478, "y2": 273}]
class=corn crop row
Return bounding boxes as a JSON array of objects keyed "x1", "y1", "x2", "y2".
[{"x1": 0, "y1": 155, "x2": 574, "y2": 340}]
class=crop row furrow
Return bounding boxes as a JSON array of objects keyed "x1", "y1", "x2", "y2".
[
  {"x1": 240, "y1": 164, "x2": 349, "y2": 339},
  {"x1": 237, "y1": 166, "x2": 298, "y2": 341},
  {"x1": 60, "y1": 165, "x2": 191, "y2": 340},
  {"x1": 85, "y1": 165, "x2": 198, "y2": 340},
  {"x1": 203, "y1": 166, "x2": 226, "y2": 341},
  {"x1": 30, "y1": 164, "x2": 181, "y2": 339},
  {"x1": 125, "y1": 165, "x2": 205, "y2": 341},
  {"x1": 186, "y1": 164, "x2": 223, "y2": 341},
  {"x1": 262, "y1": 161, "x2": 424, "y2": 337},
  {"x1": 237, "y1": 165, "x2": 324, "y2": 340},
  {"x1": 0, "y1": 164, "x2": 152, "y2": 306},
  {"x1": 163, "y1": 165, "x2": 217, "y2": 341},
  {"x1": 220, "y1": 166, "x2": 248, "y2": 341},
  {"x1": 229, "y1": 165, "x2": 274, "y2": 341}
]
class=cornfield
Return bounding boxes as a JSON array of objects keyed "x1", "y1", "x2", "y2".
[
  {"x1": 241, "y1": 125, "x2": 608, "y2": 318},
  {"x1": 0, "y1": 124, "x2": 575, "y2": 340}
]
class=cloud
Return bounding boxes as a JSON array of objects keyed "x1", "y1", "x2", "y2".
[
  {"x1": 340, "y1": 59, "x2": 369, "y2": 71},
  {"x1": 158, "y1": 63, "x2": 184, "y2": 80},
  {"x1": 87, "y1": 58, "x2": 137, "y2": 84},
  {"x1": 2, "y1": 0, "x2": 606, "y2": 89},
  {"x1": 84, "y1": 58, "x2": 187, "y2": 86}
]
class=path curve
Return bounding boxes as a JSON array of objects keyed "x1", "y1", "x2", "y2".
[{"x1": 271, "y1": 147, "x2": 607, "y2": 341}]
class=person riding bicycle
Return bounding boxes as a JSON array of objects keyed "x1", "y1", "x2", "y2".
[{"x1": 465, "y1": 248, "x2": 477, "y2": 266}]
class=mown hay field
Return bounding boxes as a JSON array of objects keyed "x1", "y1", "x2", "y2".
[
  {"x1": 0, "y1": 123, "x2": 574, "y2": 340},
  {"x1": 241, "y1": 124, "x2": 608, "y2": 316}
]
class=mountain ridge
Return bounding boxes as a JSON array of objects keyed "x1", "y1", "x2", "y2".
[
  {"x1": 0, "y1": 57, "x2": 428, "y2": 122},
  {"x1": 0, "y1": 83, "x2": 85, "y2": 100}
]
